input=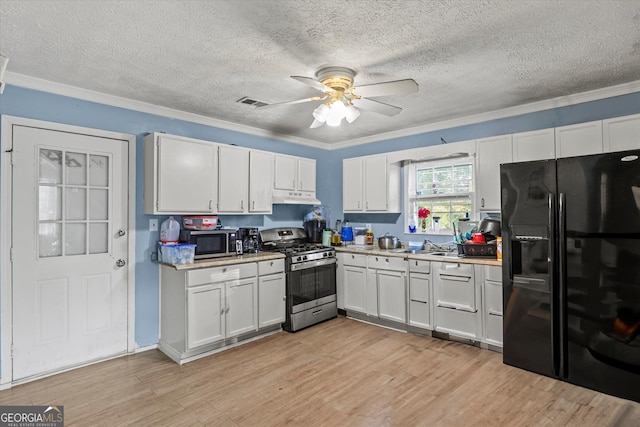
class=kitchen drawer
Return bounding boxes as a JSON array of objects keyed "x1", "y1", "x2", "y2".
[
  {"x1": 408, "y1": 258, "x2": 430, "y2": 273},
  {"x1": 188, "y1": 262, "x2": 257, "y2": 286},
  {"x1": 485, "y1": 265, "x2": 502, "y2": 282},
  {"x1": 368, "y1": 254, "x2": 407, "y2": 271},
  {"x1": 435, "y1": 264, "x2": 476, "y2": 312},
  {"x1": 485, "y1": 279, "x2": 503, "y2": 316},
  {"x1": 486, "y1": 311, "x2": 503, "y2": 346},
  {"x1": 409, "y1": 272, "x2": 430, "y2": 303},
  {"x1": 258, "y1": 259, "x2": 284, "y2": 276},
  {"x1": 342, "y1": 253, "x2": 368, "y2": 268},
  {"x1": 435, "y1": 306, "x2": 479, "y2": 339},
  {"x1": 437, "y1": 261, "x2": 473, "y2": 277}
]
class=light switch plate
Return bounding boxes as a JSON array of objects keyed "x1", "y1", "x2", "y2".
[{"x1": 149, "y1": 219, "x2": 158, "y2": 232}]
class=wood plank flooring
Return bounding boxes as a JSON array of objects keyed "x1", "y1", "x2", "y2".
[{"x1": 1, "y1": 316, "x2": 639, "y2": 426}]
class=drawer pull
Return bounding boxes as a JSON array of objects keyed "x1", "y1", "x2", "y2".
[
  {"x1": 437, "y1": 301, "x2": 477, "y2": 313},
  {"x1": 488, "y1": 309, "x2": 503, "y2": 316},
  {"x1": 439, "y1": 274, "x2": 471, "y2": 282}
]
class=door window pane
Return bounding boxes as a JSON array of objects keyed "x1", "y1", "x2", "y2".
[
  {"x1": 39, "y1": 186, "x2": 62, "y2": 221},
  {"x1": 65, "y1": 152, "x2": 86, "y2": 185},
  {"x1": 89, "y1": 189, "x2": 108, "y2": 220},
  {"x1": 39, "y1": 149, "x2": 62, "y2": 184},
  {"x1": 65, "y1": 223, "x2": 86, "y2": 255},
  {"x1": 89, "y1": 223, "x2": 108, "y2": 254},
  {"x1": 90, "y1": 155, "x2": 109, "y2": 187},
  {"x1": 65, "y1": 187, "x2": 86, "y2": 220},
  {"x1": 39, "y1": 223, "x2": 62, "y2": 257}
]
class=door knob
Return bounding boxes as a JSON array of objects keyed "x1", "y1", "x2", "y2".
[
  {"x1": 116, "y1": 259, "x2": 126, "y2": 267},
  {"x1": 118, "y1": 229, "x2": 126, "y2": 237}
]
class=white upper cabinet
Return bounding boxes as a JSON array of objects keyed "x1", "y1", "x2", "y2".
[
  {"x1": 512, "y1": 128, "x2": 556, "y2": 162},
  {"x1": 555, "y1": 120, "x2": 603, "y2": 158},
  {"x1": 274, "y1": 155, "x2": 297, "y2": 190},
  {"x1": 144, "y1": 132, "x2": 217, "y2": 214},
  {"x1": 343, "y1": 157, "x2": 364, "y2": 211},
  {"x1": 298, "y1": 158, "x2": 317, "y2": 193},
  {"x1": 603, "y1": 113, "x2": 640, "y2": 153},
  {"x1": 364, "y1": 155, "x2": 389, "y2": 211},
  {"x1": 218, "y1": 145, "x2": 249, "y2": 213},
  {"x1": 476, "y1": 134, "x2": 513, "y2": 211},
  {"x1": 343, "y1": 154, "x2": 401, "y2": 213},
  {"x1": 249, "y1": 150, "x2": 273, "y2": 213},
  {"x1": 273, "y1": 154, "x2": 316, "y2": 192}
]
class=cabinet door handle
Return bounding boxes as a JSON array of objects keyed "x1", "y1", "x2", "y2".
[
  {"x1": 481, "y1": 197, "x2": 485, "y2": 208},
  {"x1": 252, "y1": 200, "x2": 255, "y2": 210},
  {"x1": 209, "y1": 200, "x2": 213, "y2": 210},
  {"x1": 366, "y1": 201, "x2": 369, "y2": 210},
  {"x1": 241, "y1": 200, "x2": 244, "y2": 210}
]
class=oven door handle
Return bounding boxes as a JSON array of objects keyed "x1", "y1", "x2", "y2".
[{"x1": 289, "y1": 258, "x2": 337, "y2": 271}]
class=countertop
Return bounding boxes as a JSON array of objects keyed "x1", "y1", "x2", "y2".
[
  {"x1": 334, "y1": 244, "x2": 502, "y2": 267},
  {"x1": 162, "y1": 251, "x2": 286, "y2": 271}
]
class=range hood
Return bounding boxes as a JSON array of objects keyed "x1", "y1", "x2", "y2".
[{"x1": 272, "y1": 189, "x2": 321, "y2": 205}]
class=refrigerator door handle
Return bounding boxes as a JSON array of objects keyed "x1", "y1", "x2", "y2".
[
  {"x1": 558, "y1": 192, "x2": 567, "y2": 378},
  {"x1": 548, "y1": 193, "x2": 559, "y2": 377}
]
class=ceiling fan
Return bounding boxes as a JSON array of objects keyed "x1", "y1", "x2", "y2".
[{"x1": 257, "y1": 66, "x2": 419, "y2": 128}]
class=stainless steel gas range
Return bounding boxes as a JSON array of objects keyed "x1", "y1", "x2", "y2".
[{"x1": 259, "y1": 227, "x2": 337, "y2": 332}]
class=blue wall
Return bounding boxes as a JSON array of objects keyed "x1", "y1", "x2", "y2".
[{"x1": 1, "y1": 85, "x2": 639, "y2": 356}]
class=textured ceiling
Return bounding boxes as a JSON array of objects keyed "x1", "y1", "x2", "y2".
[{"x1": 1, "y1": 0, "x2": 640, "y2": 147}]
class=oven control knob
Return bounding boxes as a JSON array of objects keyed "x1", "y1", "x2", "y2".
[
  {"x1": 323, "y1": 252, "x2": 327, "y2": 257},
  {"x1": 296, "y1": 256, "x2": 302, "y2": 262},
  {"x1": 303, "y1": 255, "x2": 308, "y2": 261}
]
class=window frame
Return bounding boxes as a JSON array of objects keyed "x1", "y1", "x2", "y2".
[{"x1": 404, "y1": 155, "x2": 475, "y2": 235}]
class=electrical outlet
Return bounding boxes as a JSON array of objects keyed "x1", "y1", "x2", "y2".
[
  {"x1": 365, "y1": 223, "x2": 372, "y2": 229},
  {"x1": 149, "y1": 219, "x2": 158, "y2": 232}
]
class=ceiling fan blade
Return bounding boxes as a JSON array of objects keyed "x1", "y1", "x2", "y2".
[
  {"x1": 291, "y1": 76, "x2": 335, "y2": 93},
  {"x1": 256, "y1": 95, "x2": 327, "y2": 109},
  {"x1": 352, "y1": 79, "x2": 419, "y2": 98},
  {"x1": 351, "y1": 98, "x2": 402, "y2": 117}
]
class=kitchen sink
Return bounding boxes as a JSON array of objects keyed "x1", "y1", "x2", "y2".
[{"x1": 389, "y1": 248, "x2": 459, "y2": 257}]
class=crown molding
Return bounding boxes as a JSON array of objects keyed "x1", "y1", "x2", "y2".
[
  {"x1": 327, "y1": 80, "x2": 640, "y2": 150},
  {"x1": 3, "y1": 72, "x2": 328, "y2": 150},
  {"x1": 5, "y1": 72, "x2": 638, "y2": 152}
]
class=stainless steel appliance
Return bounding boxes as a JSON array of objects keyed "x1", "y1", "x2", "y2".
[
  {"x1": 237, "y1": 227, "x2": 259, "y2": 254},
  {"x1": 260, "y1": 227, "x2": 337, "y2": 332},
  {"x1": 179, "y1": 229, "x2": 237, "y2": 259},
  {"x1": 500, "y1": 149, "x2": 640, "y2": 403}
]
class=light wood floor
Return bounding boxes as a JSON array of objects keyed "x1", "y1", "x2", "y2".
[{"x1": 1, "y1": 316, "x2": 639, "y2": 426}]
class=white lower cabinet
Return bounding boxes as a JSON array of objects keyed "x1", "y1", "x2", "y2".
[
  {"x1": 433, "y1": 261, "x2": 481, "y2": 340},
  {"x1": 341, "y1": 253, "x2": 368, "y2": 314},
  {"x1": 480, "y1": 265, "x2": 503, "y2": 347},
  {"x1": 258, "y1": 259, "x2": 285, "y2": 328},
  {"x1": 187, "y1": 283, "x2": 225, "y2": 349},
  {"x1": 159, "y1": 260, "x2": 282, "y2": 364},
  {"x1": 408, "y1": 259, "x2": 432, "y2": 330},
  {"x1": 368, "y1": 255, "x2": 407, "y2": 323}
]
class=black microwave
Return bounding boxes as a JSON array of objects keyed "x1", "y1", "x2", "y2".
[{"x1": 179, "y1": 229, "x2": 238, "y2": 259}]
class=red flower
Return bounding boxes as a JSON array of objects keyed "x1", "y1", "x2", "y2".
[{"x1": 418, "y1": 208, "x2": 431, "y2": 219}]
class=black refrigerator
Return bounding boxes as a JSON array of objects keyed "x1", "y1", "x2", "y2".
[{"x1": 500, "y1": 149, "x2": 640, "y2": 403}]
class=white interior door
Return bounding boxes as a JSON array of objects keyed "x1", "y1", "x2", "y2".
[{"x1": 11, "y1": 125, "x2": 129, "y2": 381}]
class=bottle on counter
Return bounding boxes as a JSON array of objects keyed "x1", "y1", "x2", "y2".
[
  {"x1": 322, "y1": 229, "x2": 332, "y2": 247},
  {"x1": 160, "y1": 216, "x2": 180, "y2": 243},
  {"x1": 497, "y1": 236, "x2": 503, "y2": 260},
  {"x1": 366, "y1": 229, "x2": 374, "y2": 245}
]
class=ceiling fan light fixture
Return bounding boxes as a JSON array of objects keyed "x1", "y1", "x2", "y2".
[
  {"x1": 345, "y1": 105, "x2": 360, "y2": 123},
  {"x1": 312, "y1": 103, "x2": 330, "y2": 122},
  {"x1": 326, "y1": 114, "x2": 342, "y2": 127},
  {"x1": 310, "y1": 118, "x2": 325, "y2": 128}
]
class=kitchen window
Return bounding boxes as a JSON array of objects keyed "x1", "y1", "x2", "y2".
[{"x1": 405, "y1": 156, "x2": 474, "y2": 234}]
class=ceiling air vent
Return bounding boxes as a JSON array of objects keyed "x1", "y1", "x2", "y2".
[{"x1": 237, "y1": 97, "x2": 268, "y2": 108}]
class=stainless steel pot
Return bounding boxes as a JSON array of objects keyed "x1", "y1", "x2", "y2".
[
  {"x1": 478, "y1": 218, "x2": 501, "y2": 239},
  {"x1": 378, "y1": 234, "x2": 401, "y2": 249}
]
